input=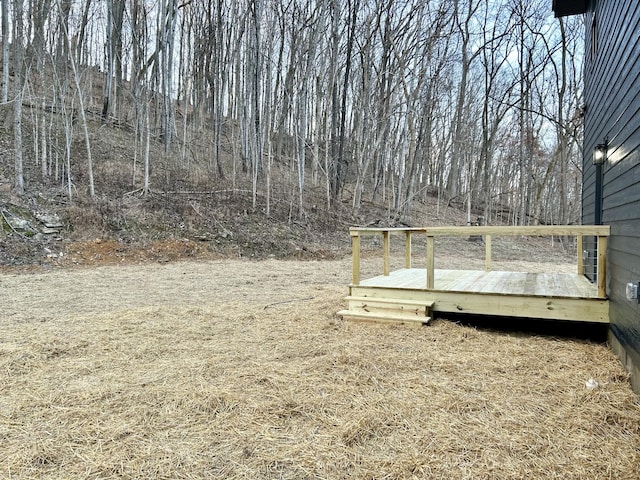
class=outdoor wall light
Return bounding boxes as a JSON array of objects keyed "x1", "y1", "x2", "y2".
[{"x1": 593, "y1": 143, "x2": 607, "y2": 165}]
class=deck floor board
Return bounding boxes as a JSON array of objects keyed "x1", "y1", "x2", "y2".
[{"x1": 359, "y1": 269, "x2": 600, "y2": 299}]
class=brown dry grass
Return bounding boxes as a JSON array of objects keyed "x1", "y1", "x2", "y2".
[{"x1": 1, "y1": 256, "x2": 639, "y2": 479}]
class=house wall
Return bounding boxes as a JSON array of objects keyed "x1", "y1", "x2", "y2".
[{"x1": 583, "y1": 0, "x2": 640, "y2": 392}]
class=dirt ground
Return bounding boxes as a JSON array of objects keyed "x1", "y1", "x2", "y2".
[{"x1": 1, "y1": 255, "x2": 639, "y2": 479}]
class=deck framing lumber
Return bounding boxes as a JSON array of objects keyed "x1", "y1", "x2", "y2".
[
  {"x1": 337, "y1": 311, "x2": 431, "y2": 327},
  {"x1": 405, "y1": 231, "x2": 412, "y2": 268},
  {"x1": 352, "y1": 233, "x2": 360, "y2": 285},
  {"x1": 343, "y1": 225, "x2": 611, "y2": 325},
  {"x1": 597, "y1": 235, "x2": 607, "y2": 297},
  {"x1": 350, "y1": 225, "x2": 610, "y2": 236},
  {"x1": 577, "y1": 234, "x2": 584, "y2": 275},
  {"x1": 426, "y1": 235, "x2": 434, "y2": 289},
  {"x1": 347, "y1": 283, "x2": 609, "y2": 323}
]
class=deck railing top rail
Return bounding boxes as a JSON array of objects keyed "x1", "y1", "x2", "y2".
[
  {"x1": 349, "y1": 225, "x2": 610, "y2": 237},
  {"x1": 348, "y1": 225, "x2": 609, "y2": 298}
]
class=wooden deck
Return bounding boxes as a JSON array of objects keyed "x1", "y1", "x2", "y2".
[
  {"x1": 338, "y1": 226, "x2": 610, "y2": 326},
  {"x1": 360, "y1": 269, "x2": 599, "y2": 298}
]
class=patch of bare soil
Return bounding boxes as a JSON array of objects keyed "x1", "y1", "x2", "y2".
[{"x1": 1, "y1": 257, "x2": 639, "y2": 479}]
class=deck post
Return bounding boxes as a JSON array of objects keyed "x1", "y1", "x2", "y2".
[
  {"x1": 485, "y1": 235, "x2": 492, "y2": 272},
  {"x1": 426, "y1": 234, "x2": 434, "y2": 289},
  {"x1": 405, "y1": 231, "x2": 412, "y2": 269},
  {"x1": 577, "y1": 234, "x2": 583, "y2": 275},
  {"x1": 597, "y1": 235, "x2": 607, "y2": 297},
  {"x1": 383, "y1": 230, "x2": 390, "y2": 276},
  {"x1": 351, "y1": 231, "x2": 360, "y2": 285}
]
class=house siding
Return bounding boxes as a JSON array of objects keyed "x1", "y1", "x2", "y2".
[{"x1": 583, "y1": 0, "x2": 640, "y2": 390}]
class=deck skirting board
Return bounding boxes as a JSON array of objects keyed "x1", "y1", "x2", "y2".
[
  {"x1": 430, "y1": 290, "x2": 607, "y2": 323},
  {"x1": 348, "y1": 285, "x2": 609, "y2": 323}
]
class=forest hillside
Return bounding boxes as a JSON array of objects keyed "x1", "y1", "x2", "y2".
[
  {"x1": 0, "y1": 109, "x2": 472, "y2": 268},
  {"x1": 0, "y1": 0, "x2": 584, "y2": 267}
]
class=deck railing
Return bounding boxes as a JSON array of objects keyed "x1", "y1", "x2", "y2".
[{"x1": 349, "y1": 225, "x2": 611, "y2": 297}]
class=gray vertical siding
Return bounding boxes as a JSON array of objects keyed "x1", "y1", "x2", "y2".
[{"x1": 583, "y1": 0, "x2": 640, "y2": 368}]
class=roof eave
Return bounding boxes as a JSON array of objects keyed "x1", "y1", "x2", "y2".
[{"x1": 552, "y1": 0, "x2": 588, "y2": 17}]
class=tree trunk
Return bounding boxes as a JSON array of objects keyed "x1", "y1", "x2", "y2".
[
  {"x1": 1, "y1": 0, "x2": 8, "y2": 103},
  {"x1": 12, "y1": 0, "x2": 24, "y2": 194},
  {"x1": 14, "y1": 88, "x2": 23, "y2": 194},
  {"x1": 58, "y1": 0, "x2": 95, "y2": 197}
]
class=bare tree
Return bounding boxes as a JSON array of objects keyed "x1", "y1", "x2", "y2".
[
  {"x1": 75, "y1": 0, "x2": 92, "y2": 67},
  {"x1": 331, "y1": 0, "x2": 358, "y2": 204},
  {"x1": 157, "y1": 0, "x2": 178, "y2": 150},
  {"x1": 12, "y1": 0, "x2": 24, "y2": 194},
  {"x1": 57, "y1": 0, "x2": 95, "y2": 197},
  {"x1": 0, "y1": 0, "x2": 585, "y2": 228},
  {"x1": 2, "y1": 0, "x2": 9, "y2": 103},
  {"x1": 102, "y1": 0, "x2": 125, "y2": 120},
  {"x1": 476, "y1": 2, "x2": 515, "y2": 221},
  {"x1": 445, "y1": 0, "x2": 482, "y2": 202}
]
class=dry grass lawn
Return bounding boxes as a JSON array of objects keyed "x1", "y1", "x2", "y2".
[{"x1": 1, "y1": 256, "x2": 639, "y2": 479}]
